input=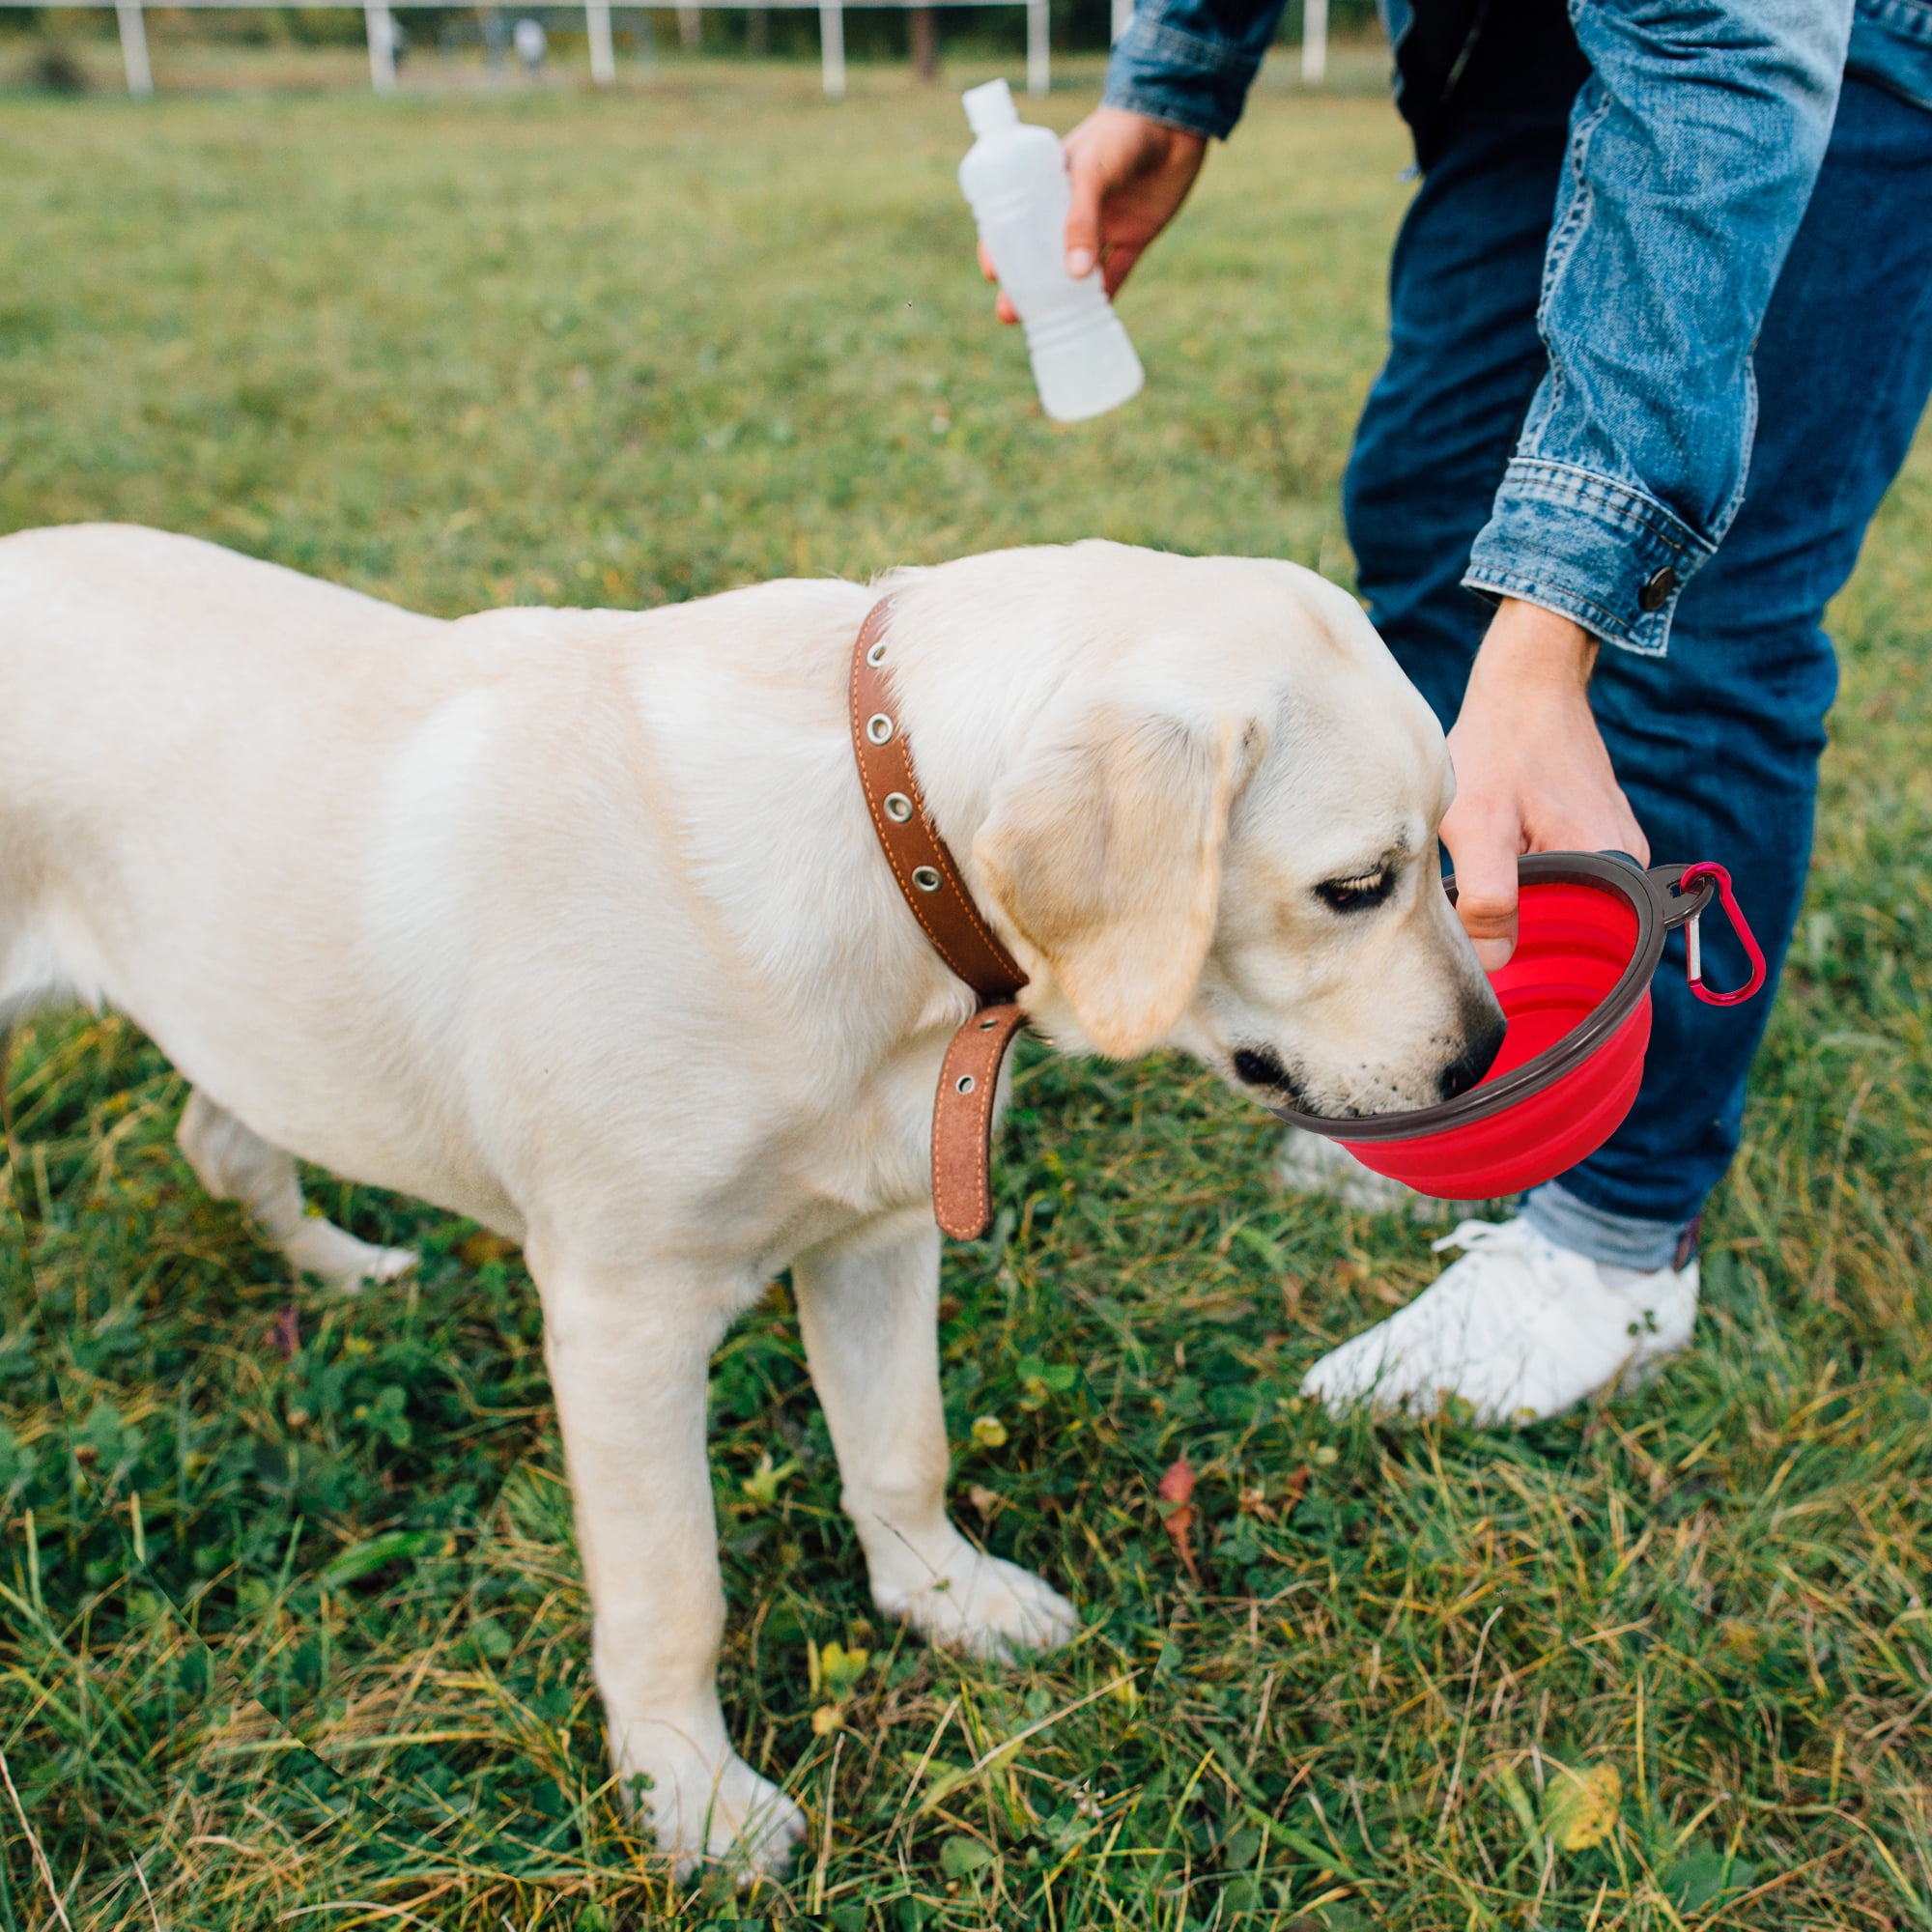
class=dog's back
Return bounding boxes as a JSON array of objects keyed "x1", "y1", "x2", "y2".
[
  {"x1": 0, "y1": 524, "x2": 439, "y2": 1021},
  {"x1": 0, "y1": 525, "x2": 891, "y2": 1238}
]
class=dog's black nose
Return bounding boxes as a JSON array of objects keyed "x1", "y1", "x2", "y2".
[
  {"x1": 1233, "y1": 1046, "x2": 1289, "y2": 1090},
  {"x1": 1437, "y1": 1009, "x2": 1507, "y2": 1101}
]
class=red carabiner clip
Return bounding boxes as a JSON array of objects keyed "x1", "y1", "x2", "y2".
[{"x1": 1676, "y1": 863, "x2": 1766, "y2": 1007}]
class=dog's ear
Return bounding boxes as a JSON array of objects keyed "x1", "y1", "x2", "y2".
[{"x1": 974, "y1": 706, "x2": 1252, "y2": 1059}]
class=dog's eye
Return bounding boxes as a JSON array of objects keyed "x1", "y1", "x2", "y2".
[{"x1": 1317, "y1": 870, "x2": 1392, "y2": 912}]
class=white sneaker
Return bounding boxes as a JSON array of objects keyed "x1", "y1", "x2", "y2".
[{"x1": 1299, "y1": 1218, "x2": 1699, "y2": 1426}]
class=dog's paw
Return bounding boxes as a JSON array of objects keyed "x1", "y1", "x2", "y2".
[
  {"x1": 876, "y1": 1540, "x2": 1079, "y2": 1661},
  {"x1": 622, "y1": 1739, "x2": 807, "y2": 1884},
  {"x1": 284, "y1": 1220, "x2": 418, "y2": 1293}
]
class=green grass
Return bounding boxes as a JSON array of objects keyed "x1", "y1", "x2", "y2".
[{"x1": 3, "y1": 63, "x2": 1931, "y2": 1932}]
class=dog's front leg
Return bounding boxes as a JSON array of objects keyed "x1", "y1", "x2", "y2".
[
  {"x1": 534, "y1": 1264, "x2": 805, "y2": 1880},
  {"x1": 793, "y1": 1217, "x2": 1078, "y2": 1658}
]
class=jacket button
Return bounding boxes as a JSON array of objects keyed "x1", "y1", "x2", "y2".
[{"x1": 1638, "y1": 565, "x2": 1678, "y2": 612}]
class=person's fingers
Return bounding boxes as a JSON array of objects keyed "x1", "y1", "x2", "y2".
[
  {"x1": 1543, "y1": 786, "x2": 1650, "y2": 867},
  {"x1": 1064, "y1": 147, "x2": 1106, "y2": 282},
  {"x1": 980, "y1": 239, "x2": 1020, "y2": 324},
  {"x1": 1442, "y1": 815, "x2": 1521, "y2": 971},
  {"x1": 1455, "y1": 892, "x2": 1519, "y2": 973},
  {"x1": 1609, "y1": 800, "x2": 1651, "y2": 867}
]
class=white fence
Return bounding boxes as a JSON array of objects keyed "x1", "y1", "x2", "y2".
[{"x1": 10, "y1": 0, "x2": 1327, "y2": 101}]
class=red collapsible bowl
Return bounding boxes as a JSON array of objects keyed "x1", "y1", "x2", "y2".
[{"x1": 1273, "y1": 854, "x2": 1712, "y2": 1199}]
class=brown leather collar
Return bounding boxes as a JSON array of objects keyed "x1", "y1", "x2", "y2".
[{"x1": 850, "y1": 597, "x2": 1029, "y2": 1239}]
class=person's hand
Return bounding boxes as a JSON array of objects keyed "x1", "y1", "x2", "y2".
[
  {"x1": 978, "y1": 107, "x2": 1207, "y2": 325},
  {"x1": 1440, "y1": 598, "x2": 1649, "y2": 971}
]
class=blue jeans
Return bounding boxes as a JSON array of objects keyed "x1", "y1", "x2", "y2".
[{"x1": 1344, "y1": 77, "x2": 1932, "y2": 1269}]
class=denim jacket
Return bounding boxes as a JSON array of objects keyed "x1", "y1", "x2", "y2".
[{"x1": 1105, "y1": 0, "x2": 1932, "y2": 656}]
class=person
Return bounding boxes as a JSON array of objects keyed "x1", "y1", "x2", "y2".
[{"x1": 982, "y1": 0, "x2": 1932, "y2": 1423}]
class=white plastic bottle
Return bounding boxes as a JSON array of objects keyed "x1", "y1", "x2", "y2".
[{"x1": 958, "y1": 78, "x2": 1145, "y2": 423}]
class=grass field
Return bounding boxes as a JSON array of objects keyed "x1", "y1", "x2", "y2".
[{"x1": 3, "y1": 58, "x2": 1932, "y2": 1932}]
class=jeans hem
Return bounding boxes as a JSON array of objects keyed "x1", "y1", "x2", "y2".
[{"x1": 1521, "y1": 1179, "x2": 1693, "y2": 1272}]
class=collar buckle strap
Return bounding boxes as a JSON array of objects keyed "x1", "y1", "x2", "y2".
[{"x1": 849, "y1": 598, "x2": 1029, "y2": 1239}]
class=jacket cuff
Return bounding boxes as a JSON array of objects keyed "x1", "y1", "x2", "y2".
[
  {"x1": 1463, "y1": 458, "x2": 1717, "y2": 658},
  {"x1": 1101, "y1": 14, "x2": 1263, "y2": 141}
]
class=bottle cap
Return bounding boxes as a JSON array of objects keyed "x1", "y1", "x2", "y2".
[{"x1": 962, "y1": 78, "x2": 1019, "y2": 137}]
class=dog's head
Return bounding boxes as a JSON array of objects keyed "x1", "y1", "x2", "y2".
[{"x1": 913, "y1": 546, "x2": 1505, "y2": 1119}]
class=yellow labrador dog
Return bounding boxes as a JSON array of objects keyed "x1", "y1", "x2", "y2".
[{"x1": 0, "y1": 524, "x2": 1501, "y2": 1875}]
